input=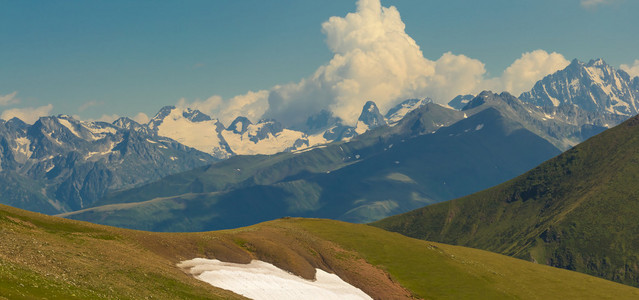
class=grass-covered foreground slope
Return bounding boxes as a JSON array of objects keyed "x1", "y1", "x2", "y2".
[
  {"x1": 374, "y1": 114, "x2": 639, "y2": 287},
  {"x1": 2, "y1": 204, "x2": 639, "y2": 299}
]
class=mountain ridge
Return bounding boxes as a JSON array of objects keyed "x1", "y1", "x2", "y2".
[
  {"x1": 62, "y1": 103, "x2": 562, "y2": 231},
  {"x1": 373, "y1": 112, "x2": 639, "y2": 287}
]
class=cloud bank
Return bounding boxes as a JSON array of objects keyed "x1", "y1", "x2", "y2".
[
  {"x1": 488, "y1": 50, "x2": 570, "y2": 95},
  {"x1": 179, "y1": 0, "x2": 570, "y2": 127},
  {"x1": 132, "y1": 112, "x2": 150, "y2": 124},
  {"x1": 621, "y1": 60, "x2": 639, "y2": 78},
  {"x1": 1, "y1": 104, "x2": 54, "y2": 124},
  {"x1": 0, "y1": 91, "x2": 20, "y2": 106}
]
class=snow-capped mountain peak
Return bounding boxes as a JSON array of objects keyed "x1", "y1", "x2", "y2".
[
  {"x1": 221, "y1": 119, "x2": 306, "y2": 155},
  {"x1": 148, "y1": 106, "x2": 231, "y2": 159},
  {"x1": 385, "y1": 98, "x2": 432, "y2": 125},
  {"x1": 228, "y1": 116, "x2": 252, "y2": 134},
  {"x1": 520, "y1": 59, "x2": 639, "y2": 115},
  {"x1": 356, "y1": 101, "x2": 386, "y2": 134}
]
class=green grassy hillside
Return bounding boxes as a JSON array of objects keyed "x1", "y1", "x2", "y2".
[
  {"x1": 373, "y1": 114, "x2": 639, "y2": 287},
  {"x1": 2, "y1": 203, "x2": 639, "y2": 299}
]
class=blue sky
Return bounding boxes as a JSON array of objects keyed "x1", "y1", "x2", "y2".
[{"x1": 1, "y1": 0, "x2": 638, "y2": 124}]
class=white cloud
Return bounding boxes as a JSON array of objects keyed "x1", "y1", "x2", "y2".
[
  {"x1": 78, "y1": 100, "x2": 102, "y2": 112},
  {"x1": 0, "y1": 91, "x2": 19, "y2": 106},
  {"x1": 493, "y1": 50, "x2": 570, "y2": 95},
  {"x1": 178, "y1": 0, "x2": 569, "y2": 127},
  {"x1": 96, "y1": 114, "x2": 120, "y2": 123},
  {"x1": 1, "y1": 104, "x2": 54, "y2": 124},
  {"x1": 264, "y1": 0, "x2": 440, "y2": 126},
  {"x1": 262, "y1": 0, "x2": 567, "y2": 126},
  {"x1": 424, "y1": 52, "x2": 487, "y2": 101},
  {"x1": 620, "y1": 60, "x2": 639, "y2": 78},
  {"x1": 177, "y1": 90, "x2": 269, "y2": 126},
  {"x1": 132, "y1": 112, "x2": 150, "y2": 124}
]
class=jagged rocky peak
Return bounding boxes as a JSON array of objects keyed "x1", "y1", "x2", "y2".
[
  {"x1": 520, "y1": 58, "x2": 639, "y2": 115},
  {"x1": 149, "y1": 105, "x2": 224, "y2": 132},
  {"x1": 448, "y1": 95, "x2": 475, "y2": 111},
  {"x1": 181, "y1": 108, "x2": 211, "y2": 122},
  {"x1": 228, "y1": 116, "x2": 252, "y2": 134},
  {"x1": 113, "y1": 117, "x2": 140, "y2": 129},
  {"x1": 3, "y1": 117, "x2": 29, "y2": 131},
  {"x1": 322, "y1": 125, "x2": 357, "y2": 141},
  {"x1": 148, "y1": 105, "x2": 176, "y2": 129},
  {"x1": 358, "y1": 101, "x2": 386, "y2": 127},
  {"x1": 588, "y1": 58, "x2": 606, "y2": 67},
  {"x1": 461, "y1": 91, "x2": 520, "y2": 111},
  {"x1": 385, "y1": 98, "x2": 432, "y2": 124},
  {"x1": 462, "y1": 91, "x2": 494, "y2": 110},
  {"x1": 355, "y1": 101, "x2": 386, "y2": 134},
  {"x1": 249, "y1": 119, "x2": 284, "y2": 142}
]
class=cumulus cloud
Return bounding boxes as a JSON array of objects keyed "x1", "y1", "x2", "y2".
[
  {"x1": 0, "y1": 91, "x2": 20, "y2": 106},
  {"x1": 262, "y1": 0, "x2": 566, "y2": 126},
  {"x1": 264, "y1": 0, "x2": 440, "y2": 126},
  {"x1": 132, "y1": 112, "x2": 150, "y2": 124},
  {"x1": 491, "y1": 50, "x2": 570, "y2": 95},
  {"x1": 424, "y1": 52, "x2": 487, "y2": 101},
  {"x1": 179, "y1": 0, "x2": 569, "y2": 127},
  {"x1": 177, "y1": 90, "x2": 269, "y2": 126},
  {"x1": 620, "y1": 60, "x2": 639, "y2": 78},
  {"x1": 1, "y1": 104, "x2": 54, "y2": 124}
]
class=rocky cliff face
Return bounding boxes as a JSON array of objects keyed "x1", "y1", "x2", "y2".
[{"x1": 520, "y1": 59, "x2": 639, "y2": 115}]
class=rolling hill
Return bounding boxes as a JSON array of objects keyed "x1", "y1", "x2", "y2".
[
  {"x1": 373, "y1": 113, "x2": 639, "y2": 287},
  {"x1": 2, "y1": 203, "x2": 639, "y2": 299}
]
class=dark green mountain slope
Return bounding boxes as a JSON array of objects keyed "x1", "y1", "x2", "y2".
[
  {"x1": 61, "y1": 108, "x2": 560, "y2": 231},
  {"x1": 373, "y1": 114, "x2": 639, "y2": 287}
]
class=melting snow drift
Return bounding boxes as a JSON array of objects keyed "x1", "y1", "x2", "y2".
[{"x1": 178, "y1": 258, "x2": 372, "y2": 300}]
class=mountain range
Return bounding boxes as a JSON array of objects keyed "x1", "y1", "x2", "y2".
[
  {"x1": 0, "y1": 98, "x2": 419, "y2": 215},
  {"x1": 0, "y1": 115, "x2": 214, "y2": 214},
  {"x1": 1, "y1": 58, "x2": 638, "y2": 228}
]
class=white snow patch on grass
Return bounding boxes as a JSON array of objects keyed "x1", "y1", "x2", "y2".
[{"x1": 178, "y1": 258, "x2": 372, "y2": 300}]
